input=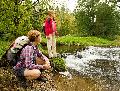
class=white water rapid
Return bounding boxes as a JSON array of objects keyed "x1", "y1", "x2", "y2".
[{"x1": 64, "y1": 46, "x2": 120, "y2": 77}]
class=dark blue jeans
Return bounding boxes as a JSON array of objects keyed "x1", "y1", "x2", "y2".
[{"x1": 14, "y1": 68, "x2": 25, "y2": 77}]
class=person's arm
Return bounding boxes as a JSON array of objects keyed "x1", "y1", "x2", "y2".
[
  {"x1": 22, "y1": 46, "x2": 44, "y2": 70},
  {"x1": 41, "y1": 54, "x2": 51, "y2": 69},
  {"x1": 37, "y1": 50, "x2": 51, "y2": 69},
  {"x1": 52, "y1": 20, "x2": 59, "y2": 36}
]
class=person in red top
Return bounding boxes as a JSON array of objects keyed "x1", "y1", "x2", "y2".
[{"x1": 45, "y1": 11, "x2": 58, "y2": 58}]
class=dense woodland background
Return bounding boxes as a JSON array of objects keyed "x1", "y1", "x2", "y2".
[{"x1": 0, "y1": 0, "x2": 120, "y2": 40}]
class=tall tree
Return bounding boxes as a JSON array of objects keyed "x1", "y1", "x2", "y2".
[
  {"x1": 75, "y1": 0, "x2": 120, "y2": 39},
  {"x1": 54, "y1": 5, "x2": 77, "y2": 36},
  {"x1": 75, "y1": 0, "x2": 100, "y2": 36},
  {"x1": 0, "y1": 0, "x2": 33, "y2": 40},
  {"x1": 95, "y1": 2, "x2": 120, "y2": 38}
]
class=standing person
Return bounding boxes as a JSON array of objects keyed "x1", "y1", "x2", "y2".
[
  {"x1": 13, "y1": 30, "x2": 51, "y2": 87},
  {"x1": 44, "y1": 11, "x2": 58, "y2": 58}
]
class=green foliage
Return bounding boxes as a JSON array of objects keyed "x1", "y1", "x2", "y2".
[
  {"x1": 31, "y1": 0, "x2": 50, "y2": 31},
  {"x1": 75, "y1": 0, "x2": 99, "y2": 36},
  {"x1": 0, "y1": 0, "x2": 56, "y2": 41},
  {"x1": 95, "y1": 2, "x2": 120, "y2": 38},
  {"x1": 16, "y1": 0, "x2": 33, "y2": 36},
  {"x1": 0, "y1": 0, "x2": 15, "y2": 40},
  {"x1": 0, "y1": 40, "x2": 10, "y2": 58},
  {"x1": 50, "y1": 57, "x2": 66, "y2": 72},
  {"x1": 75, "y1": 0, "x2": 120, "y2": 38},
  {"x1": 0, "y1": 0, "x2": 33, "y2": 40},
  {"x1": 75, "y1": 10, "x2": 91, "y2": 36},
  {"x1": 54, "y1": 5, "x2": 77, "y2": 36},
  {"x1": 0, "y1": 0, "x2": 120, "y2": 41}
]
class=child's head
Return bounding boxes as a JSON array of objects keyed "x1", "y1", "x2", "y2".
[
  {"x1": 27, "y1": 30, "x2": 41, "y2": 43},
  {"x1": 47, "y1": 10, "x2": 55, "y2": 18}
]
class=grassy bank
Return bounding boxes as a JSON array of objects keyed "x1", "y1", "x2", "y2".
[
  {"x1": 42, "y1": 36, "x2": 120, "y2": 47},
  {"x1": 0, "y1": 36, "x2": 120, "y2": 90},
  {"x1": 1, "y1": 36, "x2": 120, "y2": 57}
]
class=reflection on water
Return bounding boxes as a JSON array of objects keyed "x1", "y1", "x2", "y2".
[
  {"x1": 53, "y1": 74, "x2": 100, "y2": 91},
  {"x1": 55, "y1": 46, "x2": 120, "y2": 91},
  {"x1": 56, "y1": 45, "x2": 85, "y2": 54}
]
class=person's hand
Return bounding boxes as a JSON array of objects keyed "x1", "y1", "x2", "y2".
[
  {"x1": 47, "y1": 36, "x2": 50, "y2": 39},
  {"x1": 43, "y1": 64, "x2": 51, "y2": 69},
  {"x1": 55, "y1": 31, "x2": 59, "y2": 36}
]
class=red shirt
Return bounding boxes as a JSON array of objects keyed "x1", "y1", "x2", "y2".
[
  {"x1": 52, "y1": 20, "x2": 57, "y2": 32},
  {"x1": 45, "y1": 18, "x2": 54, "y2": 36}
]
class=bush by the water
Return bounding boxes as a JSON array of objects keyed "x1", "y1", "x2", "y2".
[{"x1": 50, "y1": 57, "x2": 66, "y2": 72}]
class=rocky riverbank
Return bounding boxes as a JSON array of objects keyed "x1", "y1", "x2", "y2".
[{"x1": 0, "y1": 67, "x2": 57, "y2": 91}]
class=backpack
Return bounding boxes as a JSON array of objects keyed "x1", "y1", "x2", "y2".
[
  {"x1": 0, "y1": 36, "x2": 30, "y2": 67},
  {"x1": 42, "y1": 22, "x2": 46, "y2": 35}
]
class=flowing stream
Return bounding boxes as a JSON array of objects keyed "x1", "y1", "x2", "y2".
[{"x1": 54, "y1": 46, "x2": 120, "y2": 91}]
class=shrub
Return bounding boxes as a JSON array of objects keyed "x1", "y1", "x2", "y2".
[{"x1": 50, "y1": 58, "x2": 66, "y2": 72}]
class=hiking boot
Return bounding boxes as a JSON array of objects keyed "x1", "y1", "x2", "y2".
[
  {"x1": 40, "y1": 77, "x2": 48, "y2": 83},
  {"x1": 36, "y1": 75, "x2": 48, "y2": 83}
]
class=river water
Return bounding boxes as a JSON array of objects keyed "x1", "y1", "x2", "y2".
[{"x1": 54, "y1": 46, "x2": 120, "y2": 91}]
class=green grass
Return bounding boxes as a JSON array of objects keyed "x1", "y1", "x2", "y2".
[
  {"x1": 1, "y1": 36, "x2": 120, "y2": 57},
  {"x1": 57, "y1": 36, "x2": 110, "y2": 46},
  {"x1": 42, "y1": 36, "x2": 120, "y2": 47}
]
